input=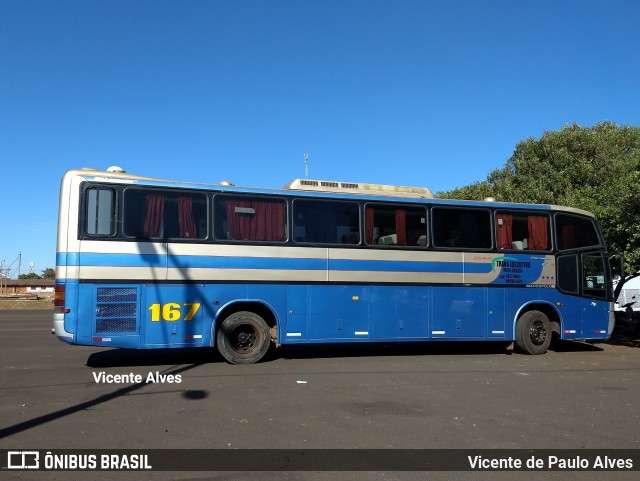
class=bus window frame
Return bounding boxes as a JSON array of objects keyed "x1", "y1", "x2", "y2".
[
  {"x1": 79, "y1": 183, "x2": 118, "y2": 239},
  {"x1": 291, "y1": 197, "x2": 361, "y2": 246},
  {"x1": 554, "y1": 212, "x2": 602, "y2": 251},
  {"x1": 493, "y1": 209, "x2": 552, "y2": 253},
  {"x1": 430, "y1": 205, "x2": 494, "y2": 251},
  {"x1": 122, "y1": 186, "x2": 210, "y2": 241},
  {"x1": 212, "y1": 192, "x2": 289, "y2": 244},
  {"x1": 363, "y1": 201, "x2": 428, "y2": 249}
]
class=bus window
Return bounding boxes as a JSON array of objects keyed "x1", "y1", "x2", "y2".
[
  {"x1": 124, "y1": 189, "x2": 207, "y2": 239},
  {"x1": 582, "y1": 254, "x2": 607, "y2": 299},
  {"x1": 365, "y1": 204, "x2": 427, "y2": 247},
  {"x1": 556, "y1": 214, "x2": 600, "y2": 250},
  {"x1": 495, "y1": 211, "x2": 550, "y2": 251},
  {"x1": 557, "y1": 254, "x2": 579, "y2": 294},
  {"x1": 213, "y1": 195, "x2": 286, "y2": 242},
  {"x1": 85, "y1": 187, "x2": 115, "y2": 236},
  {"x1": 432, "y1": 207, "x2": 491, "y2": 249},
  {"x1": 293, "y1": 199, "x2": 359, "y2": 244}
]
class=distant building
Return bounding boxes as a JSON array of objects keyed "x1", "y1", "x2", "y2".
[{"x1": 0, "y1": 279, "x2": 55, "y2": 297}]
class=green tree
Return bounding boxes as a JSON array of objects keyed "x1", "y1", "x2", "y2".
[
  {"x1": 438, "y1": 122, "x2": 640, "y2": 271},
  {"x1": 19, "y1": 272, "x2": 42, "y2": 279},
  {"x1": 42, "y1": 268, "x2": 55, "y2": 279}
]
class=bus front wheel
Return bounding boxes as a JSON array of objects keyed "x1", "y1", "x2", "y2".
[
  {"x1": 515, "y1": 310, "x2": 552, "y2": 355},
  {"x1": 216, "y1": 311, "x2": 271, "y2": 364}
]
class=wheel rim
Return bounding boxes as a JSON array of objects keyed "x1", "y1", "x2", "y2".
[
  {"x1": 529, "y1": 320, "x2": 547, "y2": 345},
  {"x1": 230, "y1": 324, "x2": 258, "y2": 353}
]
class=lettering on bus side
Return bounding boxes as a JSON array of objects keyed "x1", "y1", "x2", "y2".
[{"x1": 148, "y1": 303, "x2": 201, "y2": 322}]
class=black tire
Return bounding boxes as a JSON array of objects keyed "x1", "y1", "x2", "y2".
[
  {"x1": 216, "y1": 311, "x2": 271, "y2": 364},
  {"x1": 515, "y1": 310, "x2": 552, "y2": 355}
]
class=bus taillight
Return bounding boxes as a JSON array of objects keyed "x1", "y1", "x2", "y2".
[{"x1": 54, "y1": 284, "x2": 68, "y2": 314}]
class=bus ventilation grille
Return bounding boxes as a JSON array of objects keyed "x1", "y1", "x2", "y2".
[{"x1": 95, "y1": 287, "x2": 137, "y2": 334}]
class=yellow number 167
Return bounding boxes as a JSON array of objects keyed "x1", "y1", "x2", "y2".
[{"x1": 148, "y1": 303, "x2": 201, "y2": 322}]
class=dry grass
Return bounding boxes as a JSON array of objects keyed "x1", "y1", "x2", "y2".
[{"x1": 0, "y1": 298, "x2": 53, "y2": 310}]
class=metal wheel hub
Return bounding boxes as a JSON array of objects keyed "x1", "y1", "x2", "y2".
[
  {"x1": 232, "y1": 326, "x2": 256, "y2": 351},
  {"x1": 529, "y1": 320, "x2": 547, "y2": 345}
]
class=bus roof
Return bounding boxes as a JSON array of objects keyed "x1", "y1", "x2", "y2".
[{"x1": 67, "y1": 167, "x2": 596, "y2": 218}]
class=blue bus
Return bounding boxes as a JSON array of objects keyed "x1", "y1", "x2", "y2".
[{"x1": 54, "y1": 167, "x2": 614, "y2": 363}]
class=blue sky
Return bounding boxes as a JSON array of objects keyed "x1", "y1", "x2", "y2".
[{"x1": 1, "y1": 0, "x2": 638, "y2": 275}]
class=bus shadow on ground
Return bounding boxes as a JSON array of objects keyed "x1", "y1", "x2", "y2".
[
  {"x1": 85, "y1": 337, "x2": 620, "y2": 367},
  {"x1": 86, "y1": 347, "x2": 220, "y2": 368},
  {"x1": 549, "y1": 339, "x2": 603, "y2": 353},
  {"x1": 592, "y1": 323, "x2": 640, "y2": 348},
  {"x1": 277, "y1": 341, "x2": 515, "y2": 361}
]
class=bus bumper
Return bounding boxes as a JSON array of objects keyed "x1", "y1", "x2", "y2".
[{"x1": 53, "y1": 312, "x2": 74, "y2": 343}]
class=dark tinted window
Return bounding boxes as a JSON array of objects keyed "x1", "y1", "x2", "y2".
[
  {"x1": 432, "y1": 208, "x2": 491, "y2": 249},
  {"x1": 124, "y1": 189, "x2": 207, "y2": 239},
  {"x1": 557, "y1": 254, "x2": 579, "y2": 294},
  {"x1": 213, "y1": 195, "x2": 286, "y2": 242},
  {"x1": 556, "y1": 214, "x2": 600, "y2": 250},
  {"x1": 293, "y1": 199, "x2": 359, "y2": 244},
  {"x1": 365, "y1": 204, "x2": 427, "y2": 247}
]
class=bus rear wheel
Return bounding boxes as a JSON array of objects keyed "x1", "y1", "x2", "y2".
[
  {"x1": 216, "y1": 311, "x2": 271, "y2": 364},
  {"x1": 515, "y1": 310, "x2": 552, "y2": 355}
]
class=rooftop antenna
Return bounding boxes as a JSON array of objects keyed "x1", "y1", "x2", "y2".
[{"x1": 304, "y1": 152, "x2": 309, "y2": 178}]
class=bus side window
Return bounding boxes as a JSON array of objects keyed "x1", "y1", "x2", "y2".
[
  {"x1": 432, "y1": 207, "x2": 491, "y2": 249},
  {"x1": 557, "y1": 254, "x2": 579, "y2": 295},
  {"x1": 85, "y1": 188, "x2": 115, "y2": 236},
  {"x1": 365, "y1": 204, "x2": 427, "y2": 247},
  {"x1": 582, "y1": 254, "x2": 607, "y2": 298},
  {"x1": 293, "y1": 199, "x2": 359, "y2": 245},
  {"x1": 214, "y1": 194, "x2": 286, "y2": 242},
  {"x1": 495, "y1": 211, "x2": 550, "y2": 251},
  {"x1": 556, "y1": 214, "x2": 600, "y2": 250}
]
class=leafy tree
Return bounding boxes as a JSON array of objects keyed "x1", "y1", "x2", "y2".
[
  {"x1": 42, "y1": 268, "x2": 55, "y2": 279},
  {"x1": 19, "y1": 272, "x2": 42, "y2": 279},
  {"x1": 438, "y1": 122, "x2": 640, "y2": 271}
]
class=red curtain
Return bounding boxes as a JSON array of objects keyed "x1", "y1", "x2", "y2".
[
  {"x1": 144, "y1": 194, "x2": 164, "y2": 237},
  {"x1": 395, "y1": 209, "x2": 407, "y2": 246},
  {"x1": 496, "y1": 213, "x2": 512, "y2": 249},
  {"x1": 254, "y1": 201, "x2": 285, "y2": 241},
  {"x1": 226, "y1": 200, "x2": 252, "y2": 240},
  {"x1": 178, "y1": 197, "x2": 197, "y2": 238},
  {"x1": 528, "y1": 215, "x2": 548, "y2": 250},
  {"x1": 225, "y1": 200, "x2": 285, "y2": 241},
  {"x1": 366, "y1": 207, "x2": 375, "y2": 244},
  {"x1": 562, "y1": 225, "x2": 576, "y2": 249}
]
